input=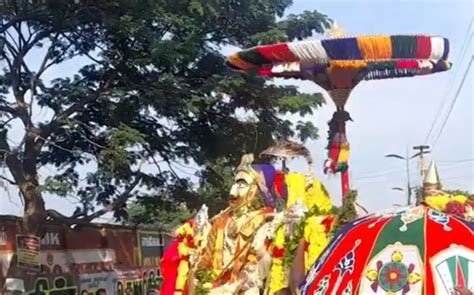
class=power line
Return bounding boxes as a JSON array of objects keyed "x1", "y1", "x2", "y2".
[
  {"x1": 424, "y1": 19, "x2": 473, "y2": 143},
  {"x1": 443, "y1": 175, "x2": 473, "y2": 180},
  {"x1": 425, "y1": 39, "x2": 472, "y2": 143},
  {"x1": 438, "y1": 158, "x2": 474, "y2": 163},
  {"x1": 354, "y1": 160, "x2": 472, "y2": 182},
  {"x1": 354, "y1": 167, "x2": 418, "y2": 181},
  {"x1": 431, "y1": 55, "x2": 473, "y2": 150},
  {"x1": 438, "y1": 162, "x2": 474, "y2": 168},
  {"x1": 354, "y1": 156, "x2": 421, "y2": 179}
]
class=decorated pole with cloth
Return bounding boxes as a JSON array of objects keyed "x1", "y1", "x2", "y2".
[
  {"x1": 226, "y1": 23, "x2": 451, "y2": 199},
  {"x1": 325, "y1": 89, "x2": 352, "y2": 197}
]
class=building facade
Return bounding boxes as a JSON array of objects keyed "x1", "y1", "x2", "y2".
[{"x1": 0, "y1": 215, "x2": 172, "y2": 294}]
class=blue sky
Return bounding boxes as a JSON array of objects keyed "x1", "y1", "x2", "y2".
[{"x1": 1, "y1": 0, "x2": 472, "y2": 217}]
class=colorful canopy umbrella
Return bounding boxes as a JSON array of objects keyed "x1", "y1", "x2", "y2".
[
  {"x1": 299, "y1": 205, "x2": 474, "y2": 294},
  {"x1": 227, "y1": 34, "x2": 451, "y2": 198}
]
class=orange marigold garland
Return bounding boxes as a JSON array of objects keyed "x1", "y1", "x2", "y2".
[
  {"x1": 174, "y1": 220, "x2": 195, "y2": 294},
  {"x1": 303, "y1": 215, "x2": 335, "y2": 271},
  {"x1": 269, "y1": 225, "x2": 287, "y2": 293}
]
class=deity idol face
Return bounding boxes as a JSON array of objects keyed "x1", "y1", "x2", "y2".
[{"x1": 228, "y1": 170, "x2": 258, "y2": 209}]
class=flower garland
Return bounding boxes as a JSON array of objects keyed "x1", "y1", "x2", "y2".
[
  {"x1": 267, "y1": 212, "x2": 335, "y2": 293},
  {"x1": 269, "y1": 225, "x2": 287, "y2": 293},
  {"x1": 267, "y1": 177, "x2": 335, "y2": 293},
  {"x1": 425, "y1": 194, "x2": 474, "y2": 221},
  {"x1": 303, "y1": 215, "x2": 334, "y2": 271},
  {"x1": 174, "y1": 220, "x2": 195, "y2": 294}
]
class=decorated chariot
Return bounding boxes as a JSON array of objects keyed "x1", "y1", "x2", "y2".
[
  {"x1": 160, "y1": 30, "x2": 474, "y2": 295},
  {"x1": 160, "y1": 145, "x2": 474, "y2": 295},
  {"x1": 300, "y1": 162, "x2": 474, "y2": 295}
]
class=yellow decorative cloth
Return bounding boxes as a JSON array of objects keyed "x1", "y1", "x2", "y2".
[
  {"x1": 329, "y1": 60, "x2": 368, "y2": 68},
  {"x1": 285, "y1": 173, "x2": 307, "y2": 208},
  {"x1": 357, "y1": 36, "x2": 393, "y2": 60},
  {"x1": 285, "y1": 173, "x2": 332, "y2": 213},
  {"x1": 337, "y1": 143, "x2": 350, "y2": 165},
  {"x1": 328, "y1": 61, "x2": 366, "y2": 89}
]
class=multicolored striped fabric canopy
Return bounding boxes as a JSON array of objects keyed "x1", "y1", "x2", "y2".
[
  {"x1": 300, "y1": 205, "x2": 473, "y2": 294},
  {"x1": 228, "y1": 35, "x2": 452, "y2": 199},
  {"x1": 228, "y1": 35, "x2": 451, "y2": 91}
]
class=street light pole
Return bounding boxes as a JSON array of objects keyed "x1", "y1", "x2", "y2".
[
  {"x1": 386, "y1": 145, "x2": 430, "y2": 206},
  {"x1": 385, "y1": 151, "x2": 411, "y2": 206},
  {"x1": 405, "y1": 148, "x2": 412, "y2": 206}
]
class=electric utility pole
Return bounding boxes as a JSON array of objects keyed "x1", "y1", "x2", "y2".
[{"x1": 413, "y1": 145, "x2": 431, "y2": 179}]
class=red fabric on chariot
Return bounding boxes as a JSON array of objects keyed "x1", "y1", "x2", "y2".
[{"x1": 160, "y1": 239, "x2": 180, "y2": 295}]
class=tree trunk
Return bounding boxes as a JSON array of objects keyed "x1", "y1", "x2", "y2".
[
  {"x1": 5, "y1": 137, "x2": 47, "y2": 235},
  {"x1": 21, "y1": 181, "x2": 47, "y2": 235}
]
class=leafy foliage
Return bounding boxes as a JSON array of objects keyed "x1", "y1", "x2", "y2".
[
  {"x1": 127, "y1": 200, "x2": 193, "y2": 232},
  {"x1": 194, "y1": 266, "x2": 214, "y2": 295},
  {"x1": 332, "y1": 190, "x2": 358, "y2": 234},
  {"x1": 0, "y1": 0, "x2": 330, "y2": 231}
]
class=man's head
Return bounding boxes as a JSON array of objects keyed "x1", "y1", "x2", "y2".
[
  {"x1": 228, "y1": 154, "x2": 276, "y2": 211},
  {"x1": 229, "y1": 169, "x2": 259, "y2": 209}
]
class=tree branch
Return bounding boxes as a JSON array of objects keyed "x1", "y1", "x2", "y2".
[
  {"x1": 0, "y1": 131, "x2": 26, "y2": 185},
  {"x1": 145, "y1": 146, "x2": 183, "y2": 181},
  {"x1": 1, "y1": 28, "x2": 52, "y2": 130},
  {"x1": 37, "y1": 71, "x2": 117, "y2": 152},
  {"x1": 15, "y1": 22, "x2": 27, "y2": 50},
  {"x1": 5, "y1": 29, "x2": 19, "y2": 52},
  {"x1": 83, "y1": 174, "x2": 142, "y2": 222},
  {"x1": 0, "y1": 175, "x2": 17, "y2": 185},
  {"x1": 0, "y1": 20, "x2": 17, "y2": 35},
  {"x1": 26, "y1": 33, "x2": 61, "y2": 119},
  {"x1": 0, "y1": 117, "x2": 15, "y2": 129},
  {"x1": 0, "y1": 104, "x2": 20, "y2": 117},
  {"x1": 2, "y1": 39, "x2": 19, "y2": 61},
  {"x1": 34, "y1": 33, "x2": 60, "y2": 79},
  {"x1": 42, "y1": 39, "x2": 75, "y2": 73},
  {"x1": 26, "y1": 21, "x2": 34, "y2": 43},
  {"x1": 46, "y1": 174, "x2": 143, "y2": 225},
  {"x1": 11, "y1": 29, "x2": 52, "y2": 96},
  {"x1": 62, "y1": 32, "x2": 104, "y2": 65}
]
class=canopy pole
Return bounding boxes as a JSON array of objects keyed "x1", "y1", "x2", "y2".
[
  {"x1": 339, "y1": 113, "x2": 350, "y2": 198},
  {"x1": 327, "y1": 89, "x2": 352, "y2": 199}
]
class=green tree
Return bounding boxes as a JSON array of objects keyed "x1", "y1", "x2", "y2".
[{"x1": 0, "y1": 0, "x2": 329, "y2": 234}]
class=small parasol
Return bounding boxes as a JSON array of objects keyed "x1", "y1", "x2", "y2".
[
  {"x1": 300, "y1": 206, "x2": 474, "y2": 294},
  {"x1": 260, "y1": 140, "x2": 314, "y2": 177},
  {"x1": 227, "y1": 25, "x2": 451, "y2": 198}
]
